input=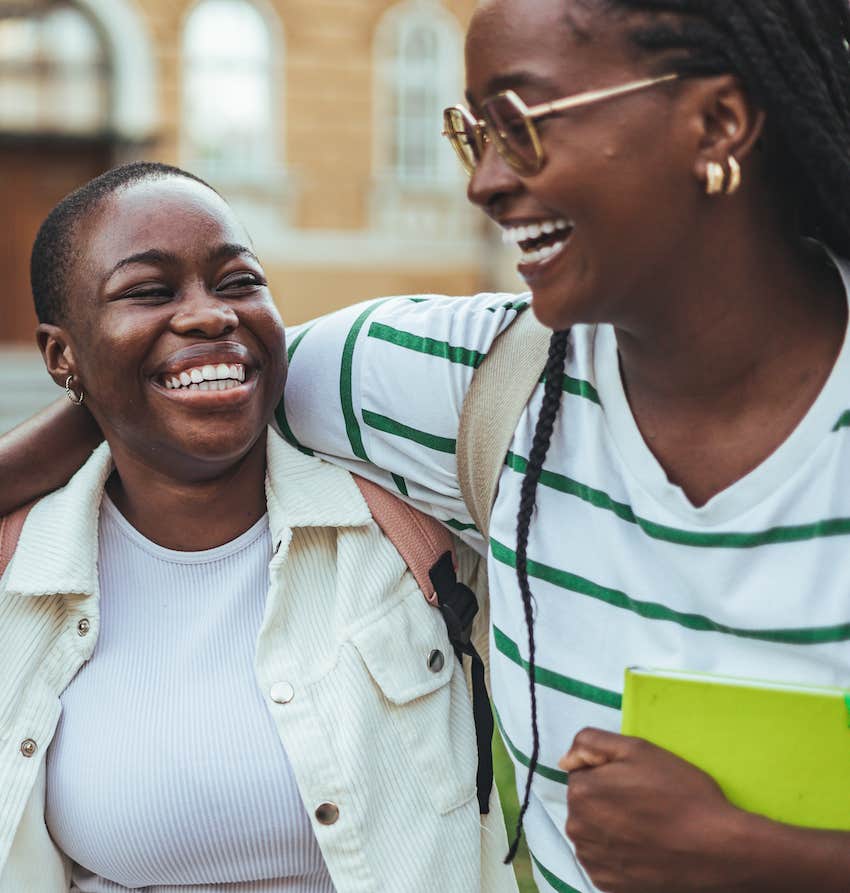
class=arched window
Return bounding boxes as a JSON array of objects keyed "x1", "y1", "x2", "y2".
[
  {"x1": 374, "y1": 0, "x2": 463, "y2": 186},
  {"x1": 0, "y1": 3, "x2": 110, "y2": 134},
  {"x1": 182, "y1": 0, "x2": 279, "y2": 183}
]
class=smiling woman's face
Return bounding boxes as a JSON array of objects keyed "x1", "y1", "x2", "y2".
[
  {"x1": 53, "y1": 176, "x2": 287, "y2": 479},
  {"x1": 464, "y1": 0, "x2": 698, "y2": 331}
]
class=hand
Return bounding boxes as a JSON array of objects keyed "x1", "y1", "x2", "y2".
[{"x1": 559, "y1": 728, "x2": 751, "y2": 893}]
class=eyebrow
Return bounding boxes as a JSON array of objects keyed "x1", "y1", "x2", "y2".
[
  {"x1": 466, "y1": 71, "x2": 561, "y2": 106},
  {"x1": 105, "y1": 243, "x2": 259, "y2": 280}
]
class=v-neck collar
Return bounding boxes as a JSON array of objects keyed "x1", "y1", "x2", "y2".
[{"x1": 593, "y1": 254, "x2": 850, "y2": 526}]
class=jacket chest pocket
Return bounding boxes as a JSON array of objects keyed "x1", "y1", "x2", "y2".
[{"x1": 350, "y1": 588, "x2": 478, "y2": 815}]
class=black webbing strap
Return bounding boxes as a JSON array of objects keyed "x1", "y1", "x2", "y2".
[{"x1": 429, "y1": 551, "x2": 495, "y2": 815}]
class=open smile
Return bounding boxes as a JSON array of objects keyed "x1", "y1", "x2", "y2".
[
  {"x1": 151, "y1": 343, "x2": 259, "y2": 406},
  {"x1": 501, "y1": 217, "x2": 575, "y2": 281}
]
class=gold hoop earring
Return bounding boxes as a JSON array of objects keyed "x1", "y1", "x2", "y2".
[
  {"x1": 725, "y1": 156, "x2": 742, "y2": 195},
  {"x1": 705, "y1": 161, "x2": 726, "y2": 196},
  {"x1": 65, "y1": 375, "x2": 85, "y2": 406}
]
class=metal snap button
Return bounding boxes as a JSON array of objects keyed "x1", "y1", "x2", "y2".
[
  {"x1": 270, "y1": 682, "x2": 295, "y2": 704},
  {"x1": 315, "y1": 802, "x2": 340, "y2": 825},
  {"x1": 427, "y1": 649, "x2": 445, "y2": 673},
  {"x1": 77, "y1": 618, "x2": 90, "y2": 636},
  {"x1": 20, "y1": 739, "x2": 37, "y2": 758}
]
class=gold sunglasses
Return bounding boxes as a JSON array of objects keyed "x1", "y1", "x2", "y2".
[{"x1": 442, "y1": 73, "x2": 679, "y2": 177}]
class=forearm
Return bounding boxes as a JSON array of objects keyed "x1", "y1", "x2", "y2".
[
  {"x1": 0, "y1": 398, "x2": 102, "y2": 513},
  {"x1": 725, "y1": 807, "x2": 850, "y2": 892}
]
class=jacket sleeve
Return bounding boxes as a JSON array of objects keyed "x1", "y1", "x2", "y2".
[{"x1": 280, "y1": 293, "x2": 527, "y2": 551}]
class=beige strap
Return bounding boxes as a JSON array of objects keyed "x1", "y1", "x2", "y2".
[{"x1": 457, "y1": 308, "x2": 551, "y2": 539}]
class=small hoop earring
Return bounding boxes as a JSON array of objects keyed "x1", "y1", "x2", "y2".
[
  {"x1": 65, "y1": 375, "x2": 85, "y2": 406},
  {"x1": 705, "y1": 161, "x2": 726, "y2": 196},
  {"x1": 725, "y1": 156, "x2": 742, "y2": 195}
]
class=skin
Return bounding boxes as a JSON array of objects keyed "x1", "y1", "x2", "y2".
[
  {"x1": 38, "y1": 176, "x2": 287, "y2": 550},
  {"x1": 465, "y1": 1, "x2": 850, "y2": 890}
]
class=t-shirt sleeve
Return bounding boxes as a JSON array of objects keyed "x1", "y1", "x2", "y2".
[{"x1": 280, "y1": 292, "x2": 528, "y2": 550}]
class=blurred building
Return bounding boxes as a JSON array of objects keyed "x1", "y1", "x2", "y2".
[{"x1": 0, "y1": 0, "x2": 520, "y2": 430}]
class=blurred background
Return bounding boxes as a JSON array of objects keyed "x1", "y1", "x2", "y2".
[{"x1": 0, "y1": 0, "x2": 523, "y2": 432}]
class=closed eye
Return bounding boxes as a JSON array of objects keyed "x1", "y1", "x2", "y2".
[{"x1": 218, "y1": 271, "x2": 266, "y2": 291}]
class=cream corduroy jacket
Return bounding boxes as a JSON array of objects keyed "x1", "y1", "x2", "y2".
[{"x1": 0, "y1": 432, "x2": 517, "y2": 893}]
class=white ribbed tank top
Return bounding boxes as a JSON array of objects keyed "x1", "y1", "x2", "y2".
[{"x1": 45, "y1": 495, "x2": 335, "y2": 893}]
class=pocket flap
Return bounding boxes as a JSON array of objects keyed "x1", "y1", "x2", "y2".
[{"x1": 351, "y1": 590, "x2": 454, "y2": 704}]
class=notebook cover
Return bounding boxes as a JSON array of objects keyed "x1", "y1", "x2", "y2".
[{"x1": 621, "y1": 668, "x2": 850, "y2": 830}]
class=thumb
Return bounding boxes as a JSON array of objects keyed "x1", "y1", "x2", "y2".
[{"x1": 559, "y1": 727, "x2": 633, "y2": 772}]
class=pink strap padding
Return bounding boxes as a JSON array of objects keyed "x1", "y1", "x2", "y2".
[
  {"x1": 0, "y1": 500, "x2": 36, "y2": 579},
  {"x1": 353, "y1": 475, "x2": 453, "y2": 607}
]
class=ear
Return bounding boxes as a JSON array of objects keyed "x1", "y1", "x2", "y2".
[
  {"x1": 685, "y1": 74, "x2": 766, "y2": 189},
  {"x1": 37, "y1": 323, "x2": 80, "y2": 390}
]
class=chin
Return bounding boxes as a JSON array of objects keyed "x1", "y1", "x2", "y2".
[{"x1": 172, "y1": 421, "x2": 267, "y2": 469}]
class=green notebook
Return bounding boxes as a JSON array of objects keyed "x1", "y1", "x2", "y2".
[{"x1": 620, "y1": 667, "x2": 850, "y2": 830}]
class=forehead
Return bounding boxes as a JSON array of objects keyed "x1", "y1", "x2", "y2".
[
  {"x1": 84, "y1": 177, "x2": 250, "y2": 272},
  {"x1": 466, "y1": 0, "x2": 636, "y2": 100}
]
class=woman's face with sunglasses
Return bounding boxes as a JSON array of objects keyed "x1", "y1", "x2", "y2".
[{"x1": 460, "y1": 0, "x2": 697, "y2": 332}]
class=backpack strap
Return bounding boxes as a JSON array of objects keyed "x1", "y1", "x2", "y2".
[
  {"x1": 0, "y1": 501, "x2": 36, "y2": 580},
  {"x1": 353, "y1": 474, "x2": 494, "y2": 815},
  {"x1": 457, "y1": 308, "x2": 551, "y2": 540}
]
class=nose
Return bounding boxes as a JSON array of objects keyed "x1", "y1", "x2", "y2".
[
  {"x1": 170, "y1": 286, "x2": 239, "y2": 338},
  {"x1": 467, "y1": 140, "x2": 524, "y2": 214}
]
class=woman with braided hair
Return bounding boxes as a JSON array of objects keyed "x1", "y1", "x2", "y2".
[{"x1": 6, "y1": 0, "x2": 850, "y2": 890}]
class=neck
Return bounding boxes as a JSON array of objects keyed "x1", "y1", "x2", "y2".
[
  {"x1": 105, "y1": 434, "x2": 268, "y2": 551},
  {"x1": 615, "y1": 225, "x2": 846, "y2": 417}
]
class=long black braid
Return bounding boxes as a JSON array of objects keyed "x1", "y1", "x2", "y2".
[
  {"x1": 506, "y1": 329, "x2": 569, "y2": 863},
  {"x1": 507, "y1": 0, "x2": 850, "y2": 858}
]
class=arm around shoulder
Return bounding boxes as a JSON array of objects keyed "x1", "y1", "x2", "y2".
[{"x1": 0, "y1": 397, "x2": 102, "y2": 514}]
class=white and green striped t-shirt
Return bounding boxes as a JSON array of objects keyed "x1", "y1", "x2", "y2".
[{"x1": 281, "y1": 257, "x2": 850, "y2": 893}]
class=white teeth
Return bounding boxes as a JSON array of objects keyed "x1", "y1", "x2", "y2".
[
  {"x1": 502, "y1": 218, "x2": 572, "y2": 246},
  {"x1": 520, "y1": 240, "x2": 567, "y2": 265},
  {"x1": 163, "y1": 363, "x2": 247, "y2": 391}
]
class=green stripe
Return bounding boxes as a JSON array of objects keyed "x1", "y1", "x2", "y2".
[
  {"x1": 275, "y1": 325, "x2": 316, "y2": 456},
  {"x1": 530, "y1": 853, "x2": 582, "y2": 893},
  {"x1": 341, "y1": 300, "x2": 391, "y2": 461},
  {"x1": 491, "y1": 538, "x2": 850, "y2": 645},
  {"x1": 505, "y1": 451, "x2": 850, "y2": 549},
  {"x1": 538, "y1": 372, "x2": 601, "y2": 405},
  {"x1": 391, "y1": 473, "x2": 409, "y2": 497},
  {"x1": 494, "y1": 707, "x2": 568, "y2": 785},
  {"x1": 368, "y1": 322, "x2": 486, "y2": 369},
  {"x1": 445, "y1": 518, "x2": 479, "y2": 533},
  {"x1": 834, "y1": 411, "x2": 850, "y2": 431},
  {"x1": 494, "y1": 626, "x2": 622, "y2": 710},
  {"x1": 362, "y1": 410, "x2": 457, "y2": 454},
  {"x1": 485, "y1": 299, "x2": 530, "y2": 313}
]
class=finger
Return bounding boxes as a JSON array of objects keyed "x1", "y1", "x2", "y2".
[{"x1": 559, "y1": 727, "x2": 635, "y2": 772}]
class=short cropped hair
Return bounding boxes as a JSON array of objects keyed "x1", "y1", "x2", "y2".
[{"x1": 30, "y1": 161, "x2": 215, "y2": 325}]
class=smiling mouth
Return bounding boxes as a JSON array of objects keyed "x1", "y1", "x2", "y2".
[
  {"x1": 160, "y1": 363, "x2": 248, "y2": 392},
  {"x1": 502, "y1": 217, "x2": 575, "y2": 267}
]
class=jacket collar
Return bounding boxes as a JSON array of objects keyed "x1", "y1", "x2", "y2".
[
  {"x1": 5, "y1": 431, "x2": 371, "y2": 599},
  {"x1": 264, "y1": 430, "x2": 372, "y2": 538}
]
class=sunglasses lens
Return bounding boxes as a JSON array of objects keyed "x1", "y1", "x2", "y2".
[
  {"x1": 443, "y1": 107, "x2": 479, "y2": 173},
  {"x1": 482, "y1": 94, "x2": 539, "y2": 175}
]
